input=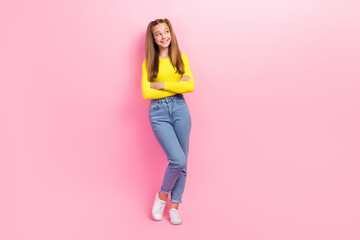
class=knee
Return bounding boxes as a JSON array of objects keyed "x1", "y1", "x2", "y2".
[
  {"x1": 171, "y1": 155, "x2": 187, "y2": 170},
  {"x1": 177, "y1": 160, "x2": 187, "y2": 170}
]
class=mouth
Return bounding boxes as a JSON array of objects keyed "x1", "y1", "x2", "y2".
[{"x1": 160, "y1": 39, "x2": 170, "y2": 44}]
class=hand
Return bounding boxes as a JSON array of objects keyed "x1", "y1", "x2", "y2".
[
  {"x1": 178, "y1": 75, "x2": 191, "y2": 82},
  {"x1": 150, "y1": 82, "x2": 164, "y2": 90}
]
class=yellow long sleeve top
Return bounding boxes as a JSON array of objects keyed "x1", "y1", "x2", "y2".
[{"x1": 141, "y1": 53, "x2": 194, "y2": 99}]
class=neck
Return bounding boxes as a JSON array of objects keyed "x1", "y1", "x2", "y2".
[{"x1": 158, "y1": 47, "x2": 169, "y2": 58}]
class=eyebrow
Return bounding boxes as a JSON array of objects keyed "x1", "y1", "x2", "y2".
[{"x1": 154, "y1": 28, "x2": 169, "y2": 34}]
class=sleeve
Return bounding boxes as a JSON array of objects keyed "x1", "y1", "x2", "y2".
[
  {"x1": 163, "y1": 54, "x2": 195, "y2": 93},
  {"x1": 141, "y1": 60, "x2": 176, "y2": 99}
]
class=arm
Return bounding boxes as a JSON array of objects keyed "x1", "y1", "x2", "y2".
[
  {"x1": 141, "y1": 60, "x2": 175, "y2": 99},
  {"x1": 163, "y1": 54, "x2": 195, "y2": 93}
]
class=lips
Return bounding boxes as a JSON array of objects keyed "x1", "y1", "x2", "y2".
[{"x1": 160, "y1": 39, "x2": 169, "y2": 44}]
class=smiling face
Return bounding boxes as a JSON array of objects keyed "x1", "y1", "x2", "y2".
[{"x1": 152, "y1": 22, "x2": 172, "y2": 49}]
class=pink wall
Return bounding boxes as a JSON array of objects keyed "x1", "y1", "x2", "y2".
[{"x1": 1, "y1": 0, "x2": 359, "y2": 239}]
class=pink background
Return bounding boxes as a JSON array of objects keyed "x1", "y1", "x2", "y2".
[{"x1": 1, "y1": 0, "x2": 359, "y2": 239}]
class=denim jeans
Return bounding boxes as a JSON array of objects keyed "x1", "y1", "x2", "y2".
[{"x1": 149, "y1": 94, "x2": 192, "y2": 203}]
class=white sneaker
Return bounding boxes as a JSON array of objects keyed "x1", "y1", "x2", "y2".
[
  {"x1": 152, "y1": 192, "x2": 167, "y2": 221},
  {"x1": 169, "y1": 208, "x2": 182, "y2": 225}
]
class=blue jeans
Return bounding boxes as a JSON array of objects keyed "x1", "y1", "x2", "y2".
[{"x1": 149, "y1": 94, "x2": 192, "y2": 203}]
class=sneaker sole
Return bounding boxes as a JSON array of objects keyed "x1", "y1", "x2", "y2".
[{"x1": 170, "y1": 221, "x2": 182, "y2": 225}]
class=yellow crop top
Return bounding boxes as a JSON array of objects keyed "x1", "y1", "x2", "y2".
[{"x1": 141, "y1": 53, "x2": 194, "y2": 99}]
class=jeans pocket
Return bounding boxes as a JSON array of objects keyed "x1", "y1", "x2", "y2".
[
  {"x1": 149, "y1": 102, "x2": 160, "y2": 111},
  {"x1": 176, "y1": 98, "x2": 186, "y2": 105}
]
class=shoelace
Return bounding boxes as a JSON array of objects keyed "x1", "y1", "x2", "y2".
[
  {"x1": 153, "y1": 201, "x2": 166, "y2": 213},
  {"x1": 170, "y1": 210, "x2": 181, "y2": 220}
]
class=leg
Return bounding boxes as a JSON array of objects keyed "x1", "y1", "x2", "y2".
[
  {"x1": 150, "y1": 120, "x2": 187, "y2": 196},
  {"x1": 170, "y1": 202, "x2": 180, "y2": 210},
  {"x1": 159, "y1": 191, "x2": 168, "y2": 201},
  {"x1": 170, "y1": 101, "x2": 192, "y2": 204}
]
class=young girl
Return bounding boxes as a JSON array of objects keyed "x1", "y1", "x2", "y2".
[{"x1": 141, "y1": 18, "x2": 194, "y2": 225}]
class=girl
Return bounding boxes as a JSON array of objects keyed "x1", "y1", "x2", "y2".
[{"x1": 141, "y1": 18, "x2": 194, "y2": 225}]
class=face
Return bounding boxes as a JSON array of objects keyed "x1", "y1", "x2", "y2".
[{"x1": 152, "y1": 22, "x2": 171, "y2": 48}]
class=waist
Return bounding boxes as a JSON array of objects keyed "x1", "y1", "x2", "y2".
[{"x1": 151, "y1": 94, "x2": 184, "y2": 104}]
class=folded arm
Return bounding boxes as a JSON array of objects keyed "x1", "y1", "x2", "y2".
[
  {"x1": 141, "y1": 61, "x2": 176, "y2": 99},
  {"x1": 163, "y1": 54, "x2": 195, "y2": 94}
]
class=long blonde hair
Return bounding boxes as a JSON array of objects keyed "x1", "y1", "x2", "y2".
[{"x1": 145, "y1": 18, "x2": 185, "y2": 81}]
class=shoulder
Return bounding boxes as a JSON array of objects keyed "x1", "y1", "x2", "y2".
[
  {"x1": 181, "y1": 53, "x2": 189, "y2": 63},
  {"x1": 142, "y1": 59, "x2": 148, "y2": 74}
]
